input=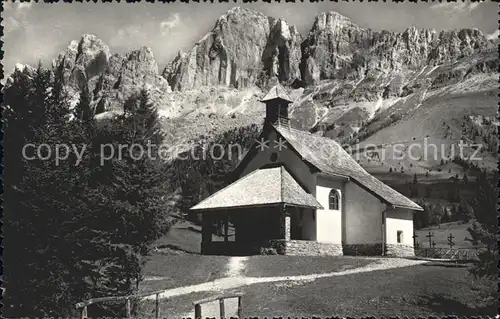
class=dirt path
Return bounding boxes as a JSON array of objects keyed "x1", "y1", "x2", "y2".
[
  {"x1": 145, "y1": 258, "x2": 429, "y2": 309},
  {"x1": 225, "y1": 256, "x2": 248, "y2": 277}
]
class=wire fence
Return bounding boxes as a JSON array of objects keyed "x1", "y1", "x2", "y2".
[{"x1": 415, "y1": 247, "x2": 482, "y2": 260}]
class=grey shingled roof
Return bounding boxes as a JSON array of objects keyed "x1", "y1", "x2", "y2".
[
  {"x1": 190, "y1": 166, "x2": 323, "y2": 211},
  {"x1": 260, "y1": 83, "x2": 294, "y2": 104},
  {"x1": 274, "y1": 125, "x2": 423, "y2": 211}
]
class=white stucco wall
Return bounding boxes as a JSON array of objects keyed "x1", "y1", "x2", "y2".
[
  {"x1": 344, "y1": 181, "x2": 385, "y2": 244},
  {"x1": 385, "y1": 208, "x2": 414, "y2": 246},
  {"x1": 315, "y1": 176, "x2": 344, "y2": 244}
]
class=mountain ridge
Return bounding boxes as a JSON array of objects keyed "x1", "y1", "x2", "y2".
[{"x1": 5, "y1": 7, "x2": 498, "y2": 176}]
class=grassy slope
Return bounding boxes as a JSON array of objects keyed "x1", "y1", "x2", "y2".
[
  {"x1": 139, "y1": 220, "x2": 493, "y2": 317},
  {"x1": 152, "y1": 220, "x2": 236, "y2": 254},
  {"x1": 140, "y1": 254, "x2": 230, "y2": 293},
  {"x1": 139, "y1": 262, "x2": 494, "y2": 318},
  {"x1": 357, "y1": 88, "x2": 497, "y2": 181},
  {"x1": 245, "y1": 256, "x2": 376, "y2": 277},
  {"x1": 152, "y1": 221, "x2": 205, "y2": 254},
  {"x1": 139, "y1": 221, "x2": 231, "y2": 293},
  {"x1": 138, "y1": 256, "x2": 379, "y2": 318},
  {"x1": 415, "y1": 221, "x2": 484, "y2": 249},
  {"x1": 240, "y1": 264, "x2": 494, "y2": 317}
]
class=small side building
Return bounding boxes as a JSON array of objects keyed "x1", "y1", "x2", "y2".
[{"x1": 190, "y1": 83, "x2": 422, "y2": 257}]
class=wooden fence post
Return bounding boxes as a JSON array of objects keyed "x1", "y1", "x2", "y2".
[
  {"x1": 194, "y1": 303, "x2": 201, "y2": 319},
  {"x1": 219, "y1": 298, "x2": 225, "y2": 318},
  {"x1": 155, "y1": 293, "x2": 160, "y2": 319},
  {"x1": 80, "y1": 306, "x2": 88, "y2": 319},
  {"x1": 237, "y1": 295, "x2": 242, "y2": 318},
  {"x1": 125, "y1": 298, "x2": 131, "y2": 318}
]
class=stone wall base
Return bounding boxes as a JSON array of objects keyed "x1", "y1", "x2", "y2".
[
  {"x1": 343, "y1": 244, "x2": 383, "y2": 256},
  {"x1": 385, "y1": 244, "x2": 415, "y2": 257},
  {"x1": 286, "y1": 240, "x2": 343, "y2": 256},
  {"x1": 260, "y1": 240, "x2": 343, "y2": 256},
  {"x1": 202, "y1": 241, "x2": 415, "y2": 257}
]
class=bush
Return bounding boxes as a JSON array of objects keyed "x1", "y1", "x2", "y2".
[{"x1": 260, "y1": 247, "x2": 278, "y2": 255}]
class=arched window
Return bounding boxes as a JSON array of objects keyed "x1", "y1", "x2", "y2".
[{"x1": 329, "y1": 189, "x2": 340, "y2": 210}]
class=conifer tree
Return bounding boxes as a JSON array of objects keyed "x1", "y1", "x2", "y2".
[
  {"x1": 465, "y1": 171, "x2": 498, "y2": 278},
  {"x1": 3, "y1": 63, "x2": 85, "y2": 317},
  {"x1": 74, "y1": 82, "x2": 93, "y2": 122},
  {"x1": 84, "y1": 88, "x2": 173, "y2": 300}
]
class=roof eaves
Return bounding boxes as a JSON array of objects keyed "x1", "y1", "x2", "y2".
[
  {"x1": 317, "y1": 171, "x2": 351, "y2": 181},
  {"x1": 393, "y1": 204, "x2": 424, "y2": 211},
  {"x1": 190, "y1": 169, "x2": 262, "y2": 211},
  {"x1": 192, "y1": 202, "x2": 284, "y2": 212},
  {"x1": 285, "y1": 202, "x2": 324, "y2": 210},
  {"x1": 349, "y1": 176, "x2": 422, "y2": 211}
]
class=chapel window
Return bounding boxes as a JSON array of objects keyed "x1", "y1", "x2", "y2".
[{"x1": 329, "y1": 189, "x2": 340, "y2": 210}]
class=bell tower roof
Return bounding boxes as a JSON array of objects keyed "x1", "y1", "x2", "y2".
[
  {"x1": 260, "y1": 82, "x2": 294, "y2": 104},
  {"x1": 261, "y1": 82, "x2": 294, "y2": 127}
]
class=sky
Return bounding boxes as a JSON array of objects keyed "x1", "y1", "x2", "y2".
[{"x1": 3, "y1": 1, "x2": 498, "y2": 78}]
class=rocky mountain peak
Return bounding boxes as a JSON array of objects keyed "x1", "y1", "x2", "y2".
[
  {"x1": 312, "y1": 11, "x2": 358, "y2": 32},
  {"x1": 271, "y1": 17, "x2": 294, "y2": 41},
  {"x1": 48, "y1": 34, "x2": 172, "y2": 117},
  {"x1": 214, "y1": 6, "x2": 268, "y2": 30},
  {"x1": 53, "y1": 34, "x2": 110, "y2": 87},
  {"x1": 56, "y1": 34, "x2": 110, "y2": 68},
  {"x1": 5, "y1": 63, "x2": 37, "y2": 88},
  {"x1": 300, "y1": 14, "x2": 493, "y2": 85},
  {"x1": 162, "y1": 7, "x2": 302, "y2": 91}
]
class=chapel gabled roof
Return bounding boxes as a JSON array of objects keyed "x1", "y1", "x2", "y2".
[
  {"x1": 273, "y1": 125, "x2": 423, "y2": 211},
  {"x1": 260, "y1": 82, "x2": 294, "y2": 104},
  {"x1": 190, "y1": 165, "x2": 323, "y2": 211}
]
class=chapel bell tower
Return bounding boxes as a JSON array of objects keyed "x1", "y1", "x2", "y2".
[{"x1": 261, "y1": 82, "x2": 294, "y2": 127}]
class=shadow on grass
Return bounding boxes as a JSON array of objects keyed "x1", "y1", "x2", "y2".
[
  {"x1": 187, "y1": 225, "x2": 203, "y2": 233},
  {"x1": 421, "y1": 262, "x2": 470, "y2": 268},
  {"x1": 155, "y1": 243, "x2": 198, "y2": 254},
  {"x1": 419, "y1": 293, "x2": 496, "y2": 316}
]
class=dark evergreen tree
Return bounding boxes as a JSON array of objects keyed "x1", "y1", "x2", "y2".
[
  {"x1": 465, "y1": 171, "x2": 498, "y2": 278},
  {"x1": 84, "y1": 88, "x2": 174, "y2": 300},
  {"x1": 3, "y1": 63, "x2": 85, "y2": 317},
  {"x1": 74, "y1": 82, "x2": 93, "y2": 122},
  {"x1": 4, "y1": 74, "x2": 174, "y2": 317}
]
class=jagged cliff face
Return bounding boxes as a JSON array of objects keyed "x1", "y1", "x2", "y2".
[
  {"x1": 162, "y1": 7, "x2": 302, "y2": 91},
  {"x1": 53, "y1": 34, "x2": 111, "y2": 88},
  {"x1": 5, "y1": 8, "x2": 498, "y2": 170},
  {"x1": 51, "y1": 34, "x2": 172, "y2": 116},
  {"x1": 300, "y1": 12, "x2": 493, "y2": 85}
]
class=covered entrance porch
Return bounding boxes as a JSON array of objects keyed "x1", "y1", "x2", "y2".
[
  {"x1": 199, "y1": 204, "x2": 318, "y2": 255},
  {"x1": 190, "y1": 165, "x2": 323, "y2": 255}
]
